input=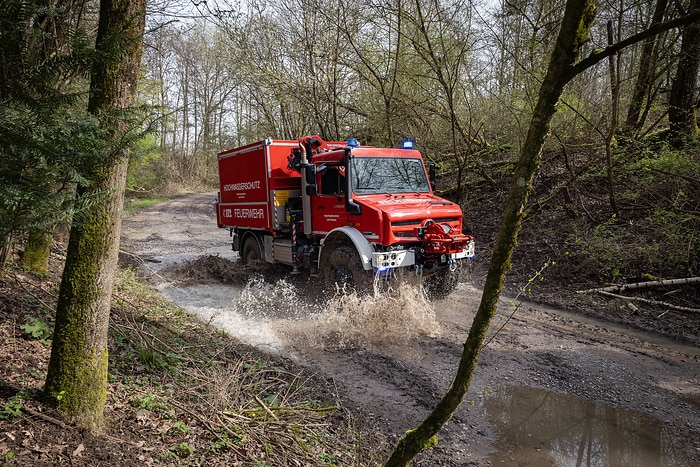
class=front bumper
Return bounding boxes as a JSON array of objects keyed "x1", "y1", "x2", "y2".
[{"x1": 371, "y1": 239, "x2": 475, "y2": 269}]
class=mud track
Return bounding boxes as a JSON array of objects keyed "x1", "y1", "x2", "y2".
[{"x1": 120, "y1": 193, "x2": 700, "y2": 466}]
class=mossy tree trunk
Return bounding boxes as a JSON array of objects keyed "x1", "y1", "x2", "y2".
[
  {"x1": 21, "y1": 230, "x2": 53, "y2": 275},
  {"x1": 384, "y1": 0, "x2": 597, "y2": 464},
  {"x1": 44, "y1": 0, "x2": 146, "y2": 431}
]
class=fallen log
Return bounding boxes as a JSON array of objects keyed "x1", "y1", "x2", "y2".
[{"x1": 576, "y1": 276, "x2": 700, "y2": 294}]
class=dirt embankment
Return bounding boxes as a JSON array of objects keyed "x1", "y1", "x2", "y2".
[{"x1": 119, "y1": 193, "x2": 700, "y2": 466}]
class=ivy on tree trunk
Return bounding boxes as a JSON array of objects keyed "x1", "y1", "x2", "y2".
[
  {"x1": 44, "y1": 0, "x2": 146, "y2": 431},
  {"x1": 384, "y1": 0, "x2": 596, "y2": 464}
]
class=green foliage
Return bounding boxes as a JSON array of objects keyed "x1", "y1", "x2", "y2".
[
  {"x1": 262, "y1": 393, "x2": 280, "y2": 407},
  {"x1": 0, "y1": 395, "x2": 23, "y2": 420},
  {"x1": 0, "y1": 1, "x2": 96, "y2": 250},
  {"x1": 573, "y1": 219, "x2": 627, "y2": 280},
  {"x1": 137, "y1": 346, "x2": 183, "y2": 374},
  {"x1": 167, "y1": 421, "x2": 189, "y2": 435},
  {"x1": 208, "y1": 437, "x2": 232, "y2": 453},
  {"x1": 168, "y1": 441, "x2": 195, "y2": 458},
  {"x1": 124, "y1": 196, "x2": 168, "y2": 215},
  {"x1": 127, "y1": 133, "x2": 171, "y2": 192},
  {"x1": 129, "y1": 391, "x2": 169, "y2": 412},
  {"x1": 0, "y1": 107, "x2": 102, "y2": 243},
  {"x1": 0, "y1": 389, "x2": 33, "y2": 420},
  {"x1": 20, "y1": 316, "x2": 53, "y2": 345},
  {"x1": 0, "y1": 1, "x2": 159, "y2": 261}
]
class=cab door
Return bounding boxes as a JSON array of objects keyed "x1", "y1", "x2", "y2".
[{"x1": 310, "y1": 166, "x2": 348, "y2": 234}]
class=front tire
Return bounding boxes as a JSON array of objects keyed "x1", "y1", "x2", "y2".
[
  {"x1": 423, "y1": 266, "x2": 459, "y2": 300},
  {"x1": 321, "y1": 245, "x2": 374, "y2": 295}
]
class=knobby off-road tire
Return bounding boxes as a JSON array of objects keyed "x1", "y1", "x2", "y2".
[
  {"x1": 321, "y1": 245, "x2": 374, "y2": 296},
  {"x1": 423, "y1": 266, "x2": 459, "y2": 300},
  {"x1": 240, "y1": 236, "x2": 262, "y2": 265}
]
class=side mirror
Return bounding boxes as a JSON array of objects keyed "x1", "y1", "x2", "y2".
[
  {"x1": 304, "y1": 164, "x2": 316, "y2": 184},
  {"x1": 429, "y1": 162, "x2": 437, "y2": 191}
]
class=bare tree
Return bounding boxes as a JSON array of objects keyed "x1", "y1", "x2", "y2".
[
  {"x1": 403, "y1": 0, "x2": 480, "y2": 203},
  {"x1": 625, "y1": 0, "x2": 669, "y2": 131},
  {"x1": 335, "y1": 0, "x2": 406, "y2": 145}
]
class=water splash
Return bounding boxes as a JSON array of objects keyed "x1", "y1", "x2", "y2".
[
  {"x1": 279, "y1": 281, "x2": 440, "y2": 351},
  {"x1": 237, "y1": 275, "x2": 318, "y2": 319},
  {"x1": 162, "y1": 255, "x2": 442, "y2": 353}
]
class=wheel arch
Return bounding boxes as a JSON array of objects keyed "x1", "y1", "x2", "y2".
[{"x1": 319, "y1": 227, "x2": 373, "y2": 271}]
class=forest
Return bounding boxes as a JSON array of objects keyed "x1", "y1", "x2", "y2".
[
  {"x1": 0, "y1": 0, "x2": 699, "y2": 464},
  {"x1": 2, "y1": 0, "x2": 699, "y2": 284}
]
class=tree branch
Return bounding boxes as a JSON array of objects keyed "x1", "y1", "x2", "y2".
[{"x1": 572, "y1": 10, "x2": 700, "y2": 75}]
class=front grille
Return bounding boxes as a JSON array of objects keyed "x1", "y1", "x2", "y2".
[
  {"x1": 392, "y1": 217, "x2": 460, "y2": 226},
  {"x1": 432, "y1": 217, "x2": 460, "y2": 223},
  {"x1": 391, "y1": 219, "x2": 422, "y2": 226}
]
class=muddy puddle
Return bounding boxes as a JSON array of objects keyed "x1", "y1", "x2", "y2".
[{"x1": 480, "y1": 385, "x2": 693, "y2": 466}]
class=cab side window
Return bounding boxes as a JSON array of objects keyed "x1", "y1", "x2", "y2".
[{"x1": 320, "y1": 167, "x2": 344, "y2": 195}]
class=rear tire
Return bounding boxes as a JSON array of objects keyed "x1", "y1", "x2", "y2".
[
  {"x1": 321, "y1": 245, "x2": 374, "y2": 295},
  {"x1": 240, "y1": 236, "x2": 262, "y2": 265}
]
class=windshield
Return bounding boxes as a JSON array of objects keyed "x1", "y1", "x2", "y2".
[{"x1": 352, "y1": 157, "x2": 430, "y2": 194}]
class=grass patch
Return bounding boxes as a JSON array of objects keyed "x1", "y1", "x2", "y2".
[{"x1": 123, "y1": 195, "x2": 169, "y2": 216}]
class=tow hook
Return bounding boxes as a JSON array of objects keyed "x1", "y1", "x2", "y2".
[{"x1": 415, "y1": 265, "x2": 424, "y2": 277}]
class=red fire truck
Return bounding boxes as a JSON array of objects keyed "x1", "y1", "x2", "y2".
[{"x1": 215, "y1": 136, "x2": 474, "y2": 298}]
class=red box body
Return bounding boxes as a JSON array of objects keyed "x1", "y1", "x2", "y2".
[{"x1": 216, "y1": 139, "x2": 300, "y2": 230}]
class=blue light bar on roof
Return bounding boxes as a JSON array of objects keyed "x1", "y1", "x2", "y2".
[
  {"x1": 347, "y1": 138, "x2": 359, "y2": 147},
  {"x1": 402, "y1": 139, "x2": 414, "y2": 149}
]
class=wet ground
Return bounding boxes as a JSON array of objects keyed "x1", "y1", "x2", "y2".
[{"x1": 120, "y1": 193, "x2": 700, "y2": 466}]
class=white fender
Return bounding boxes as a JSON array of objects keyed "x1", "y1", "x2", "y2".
[{"x1": 319, "y1": 226, "x2": 374, "y2": 271}]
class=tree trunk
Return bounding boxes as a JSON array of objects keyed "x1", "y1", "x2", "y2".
[
  {"x1": 625, "y1": 0, "x2": 668, "y2": 132},
  {"x1": 668, "y1": 0, "x2": 700, "y2": 145},
  {"x1": 21, "y1": 230, "x2": 53, "y2": 275},
  {"x1": 605, "y1": 19, "x2": 619, "y2": 218},
  {"x1": 44, "y1": 0, "x2": 146, "y2": 431},
  {"x1": 384, "y1": 0, "x2": 597, "y2": 464},
  {"x1": 0, "y1": 236, "x2": 12, "y2": 273}
]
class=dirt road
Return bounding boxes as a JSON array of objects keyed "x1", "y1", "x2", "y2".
[{"x1": 120, "y1": 193, "x2": 700, "y2": 466}]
